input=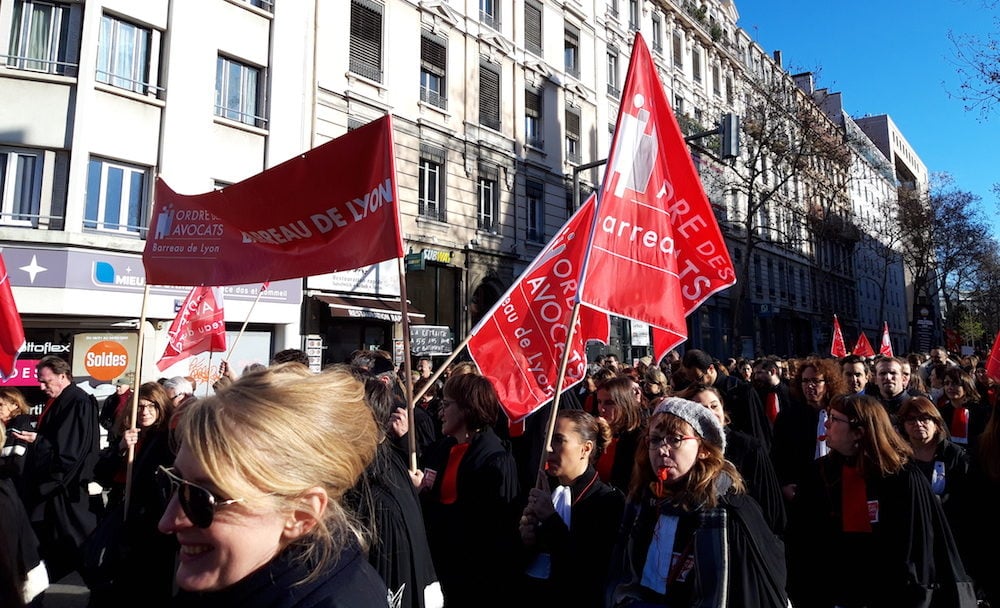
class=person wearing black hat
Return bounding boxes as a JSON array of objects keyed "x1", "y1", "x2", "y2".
[{"x1": 608, "y1": 397, "x2": 788, "y2": 608}]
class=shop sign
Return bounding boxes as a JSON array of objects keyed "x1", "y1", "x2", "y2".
[
  {"x1": 71, "y1": 333, "x2": 138, "y2": 385},
  {"x1": 410, "y1": 325, "x2": 453, "y2": 356},
  {"x1": 422, "y1": 249, "x2": 452, "y2": 264}
]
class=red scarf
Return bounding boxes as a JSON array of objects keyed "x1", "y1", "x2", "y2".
[
  {"x1": 596, "y1": 436, "x2": 618, "y2": 483},
  {"x1": 841, "y1": 464, "x2": 872, "y2": 533},
  {"x1": 439, "y1": 442, "x2": 470, "y2": 505}
]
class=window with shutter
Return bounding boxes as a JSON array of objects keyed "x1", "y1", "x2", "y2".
[
  {"x1": 565, "y1": 108, "x2": 581, "y2": 163},
  {"x1": 525, "y1": 88, "x2": 543, "y2": 147},
  {"x1": 479, "y1": 61, "x2": 501, "y2": 130},
  {"x1": 477, "y1": 162, "x2": 499, "y2": 232},
  {"x1": 672, "y1": 30, "x2": 683, "y2": 68},
  {"x1": 526, "y1": 180, "x2": 544, "y2": 241},
  {"x1": 564, "y1": 26, "x2": 579, "y2": 78},
  {"x1": 420, "y1": 31, "x2": 447, "y2": 109},
  {"x1": 524, "y1": 1, "x2": 542, "y2": 56},
  {"x1": 349, "y1": 0, "x2": 382, "y2": 82}
]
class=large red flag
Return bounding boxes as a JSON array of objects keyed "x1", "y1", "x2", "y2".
[
  {"x1": 143, "y1": 116, "x2": 404, "y2": 286},
  {"x1": 0, "y1": 253, "x2": 25, "y2": 379},
  {"x1": 579, "y1": 33, "x2": 735, "y2": 339},
  {"x1": 157, "y1": 286, "x2": 227, "y2": 371},
  {"x1": 852, "y1": 331, "x2": 875, "y2": 357},
  {"x1": 986, "y1": 329, "x2": 1000, "y2": 382},
  {"x1": 879, "y1": 322, "x2": 893, "y2": 357},
  {"x1": 831, "y1": 315, "x2": 847, "y2": 358},
  {"x1": 468, "y1": 196, "x2": 610, "y2": 422}
]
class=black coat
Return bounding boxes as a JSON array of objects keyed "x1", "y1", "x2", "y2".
[
  {"x1": 521, "y1": 466, "x2": 624, "y2": 608},
  {"x1": 771, "y1": 398, "x2": 824, "y2": 489},
  {"x1": 725, "y1": 427, "x2": 786, "y2": 534},
  {"x1": 172, "y1": 544, "x2": 388, "y2": 608},
  {"x1": 714, "y1": 374, "x2": 772, "y2": 452},
  {"x1": 1, "y1": 413, "x2": 33, "y2": 486},
  {"x1": 0, "y1": 477, "x2": 45, "y2": 604},
  {"x1": 421, "y1": 428, "x2": 519, "y2": 607}
]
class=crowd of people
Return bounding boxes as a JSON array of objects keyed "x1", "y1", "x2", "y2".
[{"x1": 0, "y1": 345, "x2": 997, "y2": 607}]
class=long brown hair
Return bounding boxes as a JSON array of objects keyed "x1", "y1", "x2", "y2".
[
  {"x1": 829, "y1": 394, "x2": 911, "y2": 477},
  {"x1": 628, "y1": 412, "x2": 744, "y2": 509},
  {"x1": 597, "y1": 376, "x2": 642, "y2": 435}
]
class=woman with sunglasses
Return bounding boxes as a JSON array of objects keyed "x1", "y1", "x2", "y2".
[
  {"x1": 157, "y1": 363, "x2": 386, "y2": 606},
  {"x1": 608, "y1": 397, "x2": 788, "y2": 607},
  {"x1": 787, "y1": 394, "x2": 975, "y2": 608}
]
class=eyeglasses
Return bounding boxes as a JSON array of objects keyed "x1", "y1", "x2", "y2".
[
  {"x1": 156, "y1": 466, "x2": 245, "y2": 528},
  {"x1": 138, "y1": 401, "x2": 156, "y2": 411},
  {"x1": 826, "y1": 410, "x2": 854, "y2": 426},
  {"x1": 648, "y1": 434, "x2": 699, "y2": 450},
  {"x1": 903, "y1": 415, "x2": 935, "y2": 425},
  {"x1": 801, "y1": 378, "x2": 826, "y2": 386}
]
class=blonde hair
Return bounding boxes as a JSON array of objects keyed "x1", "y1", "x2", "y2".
[
  {"x1": 0, "y1": 387, "x2": 30, "y2": 418},
  {"x1": 173, "y1": 363, "x2": 379, "y2": 581}
]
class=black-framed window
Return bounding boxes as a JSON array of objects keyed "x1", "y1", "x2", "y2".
[
  {"x1": 526, "y1": 179, "x2": 544, "y2": 242},
  {"x1": 418, "y1": 144, "x2": 446, "y2": 221},
  {"x1": 477, "y1": 162, "x2": 499, "y2": 233}
]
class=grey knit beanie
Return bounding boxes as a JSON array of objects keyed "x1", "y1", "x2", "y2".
[{"x1": 651, "y1": 397, "x2": 726, "y2": 451}]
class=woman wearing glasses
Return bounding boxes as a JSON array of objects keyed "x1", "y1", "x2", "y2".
[
  {"x1": 787, "y1": 394, "x2": 975, "y2": 607},
  {"x1": 609, "y1": 397, "x2": 788, "y2": 607},
  {"x1": 157, "y1": 363, "x2": 387, "y2": 606}
]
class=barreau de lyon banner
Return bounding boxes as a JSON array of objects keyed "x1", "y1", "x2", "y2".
[{"x1": 143, "y1": 116, "x2": 403, "y2": 286}]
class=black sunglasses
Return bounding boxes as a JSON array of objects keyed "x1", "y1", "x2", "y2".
[{"x1": 156, "y1": 466, "x2": 244, "y2": 528}]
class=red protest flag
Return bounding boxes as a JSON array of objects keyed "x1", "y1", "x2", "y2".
[
  {"x1": 879, "y1": 321, "x2": 894, "y2": 358},
  {"x1": 143, "y1": 116, "x2": 404, "y2": 286},
  {"x1": 578, "y1": 33, "x2": 735, "y2": 338},
  {"x1": 468, "y1": 195, "x2": 610, "y2": 423},
  {"x1": 831, "y1": 315, "x2": 847, "y2": 358},
  {"x1": 986, "y1": 329, "x2": 1000, "y2": 382},
  {"x1": 852, "y1": 331, "x2": 875, "y2": 358},
  {"x1": 0, "y1": 253, "x2": 25, "y2": 379},
  {"x1": 157, "y1": 286, "x2": 227, "y2": 371}
]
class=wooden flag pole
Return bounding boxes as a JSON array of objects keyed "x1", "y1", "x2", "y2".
[
  {"x1": 535, "y1": 302, "x2": 583, "y2": 488},
  {"x1": 225, "y1": 281, "x2": 268, "y2": 363},
  {"x1": 410, "y1": 332, "x2": 472, "y2": 406},
  {"x1": 205, "y1": 350, "x2": 213, "y2": 397},
  {"x1": 123, "y1": 283, "x2": 151, "y2": 519},
  {"x1": 396, "y1": 258, "x2": 418, "y2": 472}
]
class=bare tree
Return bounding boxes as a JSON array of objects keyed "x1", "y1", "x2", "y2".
[{"x1": 949, "y1": 8, "x2": 1000, "y2": 118}]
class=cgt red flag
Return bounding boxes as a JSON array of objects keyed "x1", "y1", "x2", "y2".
[
  {"x1": 143, "y1": 116, "x2": 403, "y2": 286},
  {"x1": 0, "y1": 253, "x2": 25, "y2": 379},
  {"x1": 879, "y1": 322, "x2": 893, "y2": 357},
  {"x1": 157, "y1": 286, "x2": 227, "y2": 371},
  {"x1": 831, "y1": 315, "x2": 847, "y2": 358},
  {"x1": 986, "y1": 329, "x2": 1000, "y2": 382},
  {"x1": 579, "y1": 33, "x2": 735, "y2": 342},
  {"x1": 468, "y1": 195, "x2": 610, "y2": 422},
  {"x1": 852, "y1": 331, "x2": 875, "y2": 358}
]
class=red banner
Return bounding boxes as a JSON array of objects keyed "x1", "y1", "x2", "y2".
[
  {"x1": 986, "y1": 329, "x2": 1000, "y2": 382},
  {"x1": 579, "y1": 34, "x2": 735, "y2": 337},
  {"x1": 852, "y1": 331, "x2": 875, "y2": 358},
  {"x1": 157, "y1": 286, "x2": 227, "y2": 371},
  {"x1": 831, "y1": 315, "x2": 847, "y2": 358},
  {"x1": 143, "y1": 116, "x2": 404, "y2": 286},
  {"x1": 0, "y1": 254, "x2": 25, "y2": 379},
  {"x1": 879, "y1": 322, "x2": 893, "y2": 357},
  {"x1": 468, "y1": 196, "x2": 610, "y2": 422}
]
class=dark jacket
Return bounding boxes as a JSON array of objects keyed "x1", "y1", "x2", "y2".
[
  {"x1": 714, "y1": 374, "x2": 772, "y2": 452},
  {"x1": 725, "y1": 427, "x2": 786, "y2": 534},
  {"x1": 771, "y1": 398, "x2": 825, "y2": 489},
  {"x1": 0, "y1": 413, "x2": 33, "y2": 486},
  {"x1": 172, "y1": 544, "x2": 388, "y2": 608}
]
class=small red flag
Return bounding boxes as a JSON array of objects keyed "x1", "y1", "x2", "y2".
[
  {"x1": 831, "y1": 315, "x2": 847, "y2": 358},
  {"x1": 852, "y1": 332, "x2": 875, "y2": 358},
  {"x1": 0, "y1": 253, "x2": 25, "y2": 379},
  {"x1": 986, "y1": 329, "x2": 1000, "y2": 382},
  {"x1": 157, "y1": 286, "x2": 227, "y2": 371},
  {"x1": 879, "y1": 322, "x2": 893, "y2": 358}
]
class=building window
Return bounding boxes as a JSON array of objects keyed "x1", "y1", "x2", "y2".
[
  {"x1": 608, "y1": 0, "x2": 619, "y2": 18},
  {"x1": 725, "y1": 75, "x2": 733, "y2": 104},
  {"x1": 712, "y1": 65, "x2": 721, "y2": 96},
  {"x1": 674, "y1": 93, "x2": 684, "y2": 114},
  {"x1": 692, "y1": 47, "x2": 702, "y2": 83},
  {"x1": 564, "y1": 25, "x2": 579, "y2": 78},
  {"x1": 477, "y1": 163, "x2": 499, "y2": 233},
  {"x1": 418, "y1": 144, "x2": 445, "y2": 222},
  {"x1": 607, "y1": 48, "x2": 620, "y2": 97},
  {"x1": 628, "y1": 0, "x2": 640, "y2": 30},
  {"x1": 565, "y1": 108, "x2": 581, "y2": 163},
  {"x1": 527, "y1": 179, "x2": 544, "y2": 241},
  {"x1": 244, "y1": 0, "x2": 273, "y2": 11},
  {"x1": 480, "y1": 0, "x2": 499, "y2": 30},
  {"x1": 420, "y1": 31, "x2": 447, "y2": 109},
  {"x1": 524, "y1": 0, "x2": 542, "y2": 56},
  {"x1": 349, "y1": 0, "x2": 382, "y2": 82},
  {"x1": 96, "y1": 14, "x2": 152, "y2": 95},
  {"x1": 215, "y1": 55, "x2": 264, "y2": 127},
  {"x1": 672, "y1": 30, "x2": 683, "y2": 68},
  {"x1": 0, "y1": 147, "x2": 42, "y2": 227},
  {"x1": 479, "y1": 60, "x2": 501, "y2": 130},
  {"x1": 84, "y1": 157, "x2": 147, "y2": 235},
  {"x1": 7, "y1": 0, "x2": 78, "y2": 75},
  {"x1": 651, "y1": 14, "x2": 663, "y2": 52},
  {"x1": 525, "y1": 88, "x2": 543, "y2": 148}
]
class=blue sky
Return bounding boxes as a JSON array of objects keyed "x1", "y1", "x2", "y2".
[{"x1": 735, "y1": 0, "x2": 1000, "y2": 238}]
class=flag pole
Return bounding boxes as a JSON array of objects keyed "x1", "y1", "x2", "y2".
[
  {"x1": 123, "y1": 283, "x2": 151, "y2": 519},
  {"x1": 535, "y1": 302, "x2": 583, "y2": 488},
  {"x1": 396, "y1": 258, "x2": 417, "y2": 472},
  {"x1": 205, "y1": 350, "x2": 213, "y2": 397},
  {"x1": 225, "y1": 281, "x2": 268, "y2": 362},
  {"x1": 410, "y1": 333, "x2": 472, "y2": 405}
]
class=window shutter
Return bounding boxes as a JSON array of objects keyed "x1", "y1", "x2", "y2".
[
  {"x1": 524, "y1": 2, "x2": 542, "y2": 54},
  {"x1": 565, "y1": 109, "x2": 580, "y2": 138},
  {"x1": 349, "y1": 0, "x2": 383, "y2": 82},
  {"x1": 421, "y1": 31, "x2": 446, "y2": 75},
  {"x1": 525, "y1": 89, "x2": 540, "y2": 117},
  {"x1": 479, "y1": 61, "x2": 501, "y2": 130}
]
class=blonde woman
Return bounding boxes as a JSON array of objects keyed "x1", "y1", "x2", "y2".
[{"x1": 157, "y1": 363, "x2": 386, "y2": 606}]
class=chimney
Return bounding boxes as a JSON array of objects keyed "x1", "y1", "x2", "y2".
[{"x1": 773, "y1": 50, "x2": 782, "y2": 67}]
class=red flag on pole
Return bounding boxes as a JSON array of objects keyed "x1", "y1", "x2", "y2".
[
  {"x1": 986, "y1": 329, "x2": 1000, "y2": 382},
  {"x1": 852, "y1": 332, "x2": 875, "y2": 357},
  {"x1": 468, "y1": 196, "x2": 610, "y2": 422},
  {"x1": 0, "y1": 253, "x2": 25, "y2": 379},
  {"x1": 831, "y1": 315, "x2": 847, "y2": 358},
  {"x1": 579, "y1": 33, "x2": 735, "y2": 357},
  {"x1": 143, "y1": 116, "x2": 404, "y2": 286},
  {"x1": 879, "y1": 322, "x2": 893, "y2": 357},
  {"x1": 157, "y1": 286, "x2": 227, "y2": 371}
]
